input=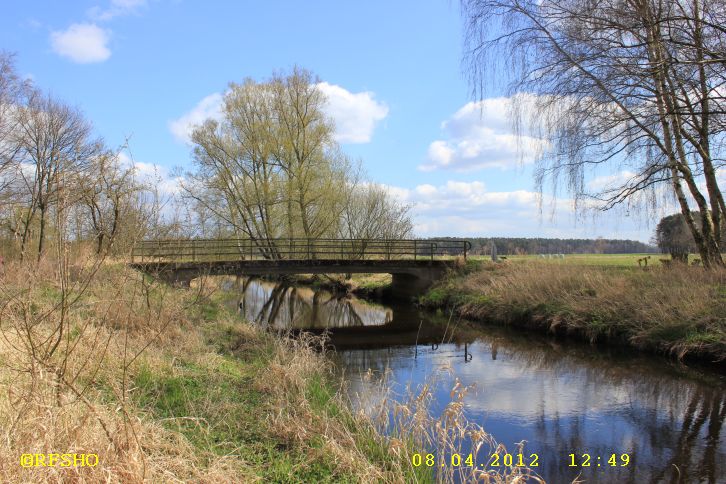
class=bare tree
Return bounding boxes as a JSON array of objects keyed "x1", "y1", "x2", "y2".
[
  {"x1": 79, "y1": 146, "x2": 139, "y2": 253},
  {"x1": 462, "y1": 0, "x2": 726, "y2": 267},
  {"x1": 340, "y1": 182, "x2": 414, "y2": 240},
  {"x1": 0, "y1": 52, "x2": 29, "y2": 210},
  {"x1": 13, "y1": 91, "x2": 97, "y2": 260}
]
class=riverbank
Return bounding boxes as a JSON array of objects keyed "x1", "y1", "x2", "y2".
[
  {"x1": 0, "y1": 260, "x2": 427, "y2": 483},
  {"x1": 419, "y1": 260, "x2": 726, "y2": 364},
  {"x1": 287, "y1": 273, "x2": 393, "y2": 298}
]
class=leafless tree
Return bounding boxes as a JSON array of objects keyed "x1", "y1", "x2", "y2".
[
  {"x1": 462, "y1": 0, "x2": 726, "y2": 267},
  {"x1": 340, "y1": 182, "x2": 413, "y2": 240},
  {"x1": 0, "y1": 52, "x2": 30, "y2": 211},
  {"x1": 79, "y1": 146, "x2": 139, "y2": 253},
  {"x1": 13, "y1": 90, "x2": 98, "y2": 260}
]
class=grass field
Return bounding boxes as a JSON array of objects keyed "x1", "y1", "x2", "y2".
[{"x1": 469, "y1": 252, "x2": 706, "y2": 267}]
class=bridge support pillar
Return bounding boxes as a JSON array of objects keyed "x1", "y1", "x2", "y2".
[
  {"x1": 156, "y1": 269, "x2": 195, "y2": 288},
  {"x1": 390, "y1": 267, "x2": 445, "y2": 299}
]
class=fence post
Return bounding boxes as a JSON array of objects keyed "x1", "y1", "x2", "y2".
[{"x1": 414, "y1": 240, "x2": 417, "y2": 260}]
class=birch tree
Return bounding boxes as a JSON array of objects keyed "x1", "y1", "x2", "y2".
[{"x1": 462, "y1": 0, "x2": 726, "y2": 267}]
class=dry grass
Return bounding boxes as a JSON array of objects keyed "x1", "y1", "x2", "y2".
[
  {"x1": 422, "y1": 261, "x2": 726, "y2": 361},
  {"x1": 0, "y1": 253, "x2": 428, "y2": 482},
  {"x1": 0, "y1": 255, "x2": 257, "y2": 483},
  {"x1": 353, "y1": 366, "x2": 545, "y2": 483},
  {"x1": 0, "y1": 250, "x2": 555, "y2": 483}
]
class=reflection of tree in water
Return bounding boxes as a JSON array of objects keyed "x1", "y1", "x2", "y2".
[
  {"x1": 470, "y1": 329, "x2": 726, "y2": 484},
  {"x1": 236, "y1": 278, "x2": 392, "y2": 330},
  {"x1": 648, "y1": 388, "x2": 726, "y2": 483},
  {"x1": 337, "y1": 314, "x2": 726, "y2": 484}
]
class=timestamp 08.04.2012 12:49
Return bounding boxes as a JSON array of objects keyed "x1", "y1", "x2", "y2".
[{"x1": 410, "y1": 452, "x2": 631, "y2": 469}]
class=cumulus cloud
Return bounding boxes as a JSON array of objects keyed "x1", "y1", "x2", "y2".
[
  {"x1": 169, "y1": 83, "x2": 388, "y2": 145},
  {"x1": 113, "y1": 153, "x2": 182, "y2": 197},
  {"x1": 315, "y1": 82, "x2": 388, "y2": 143},
  {"x1": 420, "y1": 96, "x2": 549, "y2": 172},
  {"x1": 50, "y1": 23, "x2": 111, "y2": 64},
  {"x1": 168, "y1": 93, "x2": 224, "y2": 144}
]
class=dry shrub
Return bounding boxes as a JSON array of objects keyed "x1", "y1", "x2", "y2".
[
  {"x1": 0, "y1": 253, "x2": 253, "y2": 483},
  {"x1": 257, "y1": 331, "x2": 395, "y2": 482},
  {"x1": 354, "y1": 366, "x2": 545, "y2": 483}
]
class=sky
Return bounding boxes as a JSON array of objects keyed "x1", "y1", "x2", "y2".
[{"x1": 1, "y1": 0, "x2": 659, "y2": 242}]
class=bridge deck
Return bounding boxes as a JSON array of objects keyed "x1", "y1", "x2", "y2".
[
  {"x1": 129, "y1": 238, "x2": 470, "y2": 295},
  {"x1": 131, "y1": 238, "x2": 470, "y2": 263}
]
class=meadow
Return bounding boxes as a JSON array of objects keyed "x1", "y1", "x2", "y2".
[{"x1": 470, "y1": 252, "x2": 702, "y2": 267}]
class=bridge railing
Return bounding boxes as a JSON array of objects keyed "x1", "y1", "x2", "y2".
[{"x1": 130, "y1": 238, "x2": 471, "y2": 263}]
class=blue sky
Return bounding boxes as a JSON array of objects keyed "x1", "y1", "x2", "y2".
[{"x1": 2, "y1": 0, "x2": 656, "y2": 241}]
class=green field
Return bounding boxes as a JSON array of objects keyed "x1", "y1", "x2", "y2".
[{"x1": 469, "y1": 253, "x2": 705, "y2": 267}]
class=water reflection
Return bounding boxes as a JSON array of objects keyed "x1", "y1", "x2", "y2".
[
  {"x1": 229, "y1": 277, "x2": 393, "y2": 330},
  {"x1": 230, "y1": 278, "x2": 726, "y2": 483}
]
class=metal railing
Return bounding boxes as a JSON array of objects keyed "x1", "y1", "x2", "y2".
[{"x1": 130, "y1": 238, "x2": 471, "y2": 263}]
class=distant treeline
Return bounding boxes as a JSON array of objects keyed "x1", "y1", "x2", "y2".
[{"x1": 429, "y1": 237, "x2": 658, "y2": 255}]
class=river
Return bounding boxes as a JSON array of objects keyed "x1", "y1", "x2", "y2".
[{"x1": 227, "y1": 277, "x2": 726, "y2": 483}]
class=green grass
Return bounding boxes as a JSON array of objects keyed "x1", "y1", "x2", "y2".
[
  {"x1": 130, "y1": 339, "x2": 357, "y2": 481},
  {"x1": 470, "y1": 252, "x2": 710, "y2": 267}
]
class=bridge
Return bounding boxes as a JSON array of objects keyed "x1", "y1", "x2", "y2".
[{"x1": 130, "y1": 238, "x2": 471, "y2": 297}]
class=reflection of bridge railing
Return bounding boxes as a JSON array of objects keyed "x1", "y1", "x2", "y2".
[{"x1": 130, "y1": 238, "x2": 471, "y2": 263}]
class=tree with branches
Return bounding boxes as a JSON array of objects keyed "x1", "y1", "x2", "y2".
[
  {"x1": 13, "y1": 91, "x2": 98, "y2": 260},
  {"x1": 462, "y1": 0, "x2": 725, "y2": 267}
]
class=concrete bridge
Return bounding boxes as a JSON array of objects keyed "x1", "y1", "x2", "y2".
[{"x1": 129, "y1": 238, "x2": 470, "y2": 297}]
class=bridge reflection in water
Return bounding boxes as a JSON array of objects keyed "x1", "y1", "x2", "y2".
[
  {"x1": 225, "y1": 277, "x2": 476, "y2": 350},
  {"x1": 231, "y1": 277, "x2": 392, "y2": 331}
]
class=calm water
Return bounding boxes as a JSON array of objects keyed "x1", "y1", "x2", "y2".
[{"x1": 229, "y1": 277, "x2": 726, "y2": 483}]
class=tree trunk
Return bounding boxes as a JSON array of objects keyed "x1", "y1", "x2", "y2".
[{"x1": 37, "y1": 205, "x2": 46, "y2": 262}]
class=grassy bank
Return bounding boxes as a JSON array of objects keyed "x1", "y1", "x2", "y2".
[
  {"x1": 420, "y1": 260, "x2": 726, "y2": 363},
  {"x1": 0, "y1": 257, "x2": 541, "y2": 483},
  {"x1": 286, "y1": 273, "x2": 392, "y2": 298},
  {"x1": 0, "y1": 258, "x2": 431, "y2": 483}
]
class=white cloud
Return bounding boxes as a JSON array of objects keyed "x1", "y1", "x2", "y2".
[
  {"x1": 169, "y1": 83, "x2": 388, "y2": 145},
  {"x1": 168, "y1": 93, "x2": 224, "y2": 144},
  {"x1": 50, "y1": 23, "x2": 111, "y2": 64},
  {"x1": 88, "y1": 0, "x2": 147, "y2": 21},
  {"x1": 116, "y1": 153, "x2": 183, "y2": 196},
  {"x1": 420, "y1": 96, "x2": 549, "y2": 172},
  {"x1": 315, "y1": 82, "x2": 388, "y2": 143},
  {"x1": 380, "y1": 179, "x2": 648, "y2": 240},
  {"x1": 587, "y1": 170, "x2": 637, "y2": 193}
]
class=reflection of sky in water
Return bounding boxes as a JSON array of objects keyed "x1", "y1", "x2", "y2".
[
  {"x1": 336, "y1": 339, "x2": 726, "y2": 483},
  {"x1": 234, "y1": 278, "x2": 392, "y2": 330},
  {"x1": 230, "y1": 278, "x2": 726, "y2": 483}
]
